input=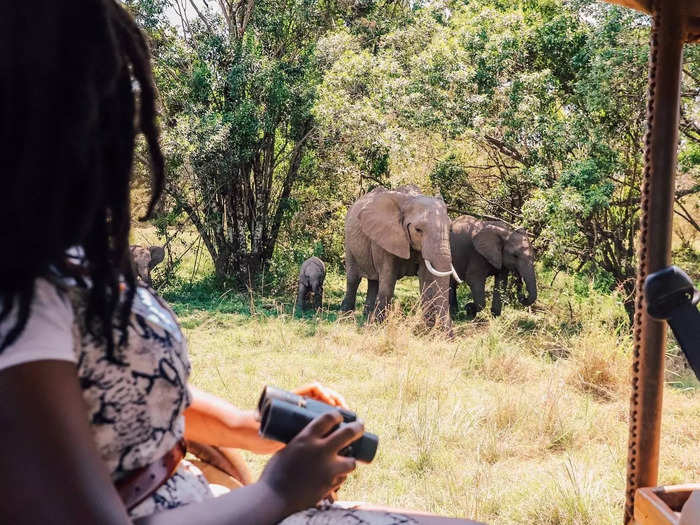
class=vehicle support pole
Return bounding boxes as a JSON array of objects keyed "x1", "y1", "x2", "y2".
[{"x1": 624, "y1": 2, "x2": 686, "y2": 523}]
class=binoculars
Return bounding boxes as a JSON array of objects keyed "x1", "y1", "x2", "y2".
[{"x1": 257, "y1": 386, "x2": 379, "y2": 463}]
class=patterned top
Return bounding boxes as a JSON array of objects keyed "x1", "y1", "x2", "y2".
[
  {"x1": 0, "y1": 274, "x2": 212, "y2": 518},
  {"x1": 63, "y1": 280, "x2": 214, "y2": 517}
]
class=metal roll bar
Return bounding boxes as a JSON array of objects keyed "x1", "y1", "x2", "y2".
[{"x1": 602, "y1": 1, "x2": 699, "y2": 523}]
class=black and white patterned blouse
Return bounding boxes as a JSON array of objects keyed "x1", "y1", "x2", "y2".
[{"x1": 0, "y1": 277, "x2": 212, "y2": 519}]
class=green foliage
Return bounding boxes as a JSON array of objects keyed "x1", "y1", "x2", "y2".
[
  {"x1": 314, "y1": 0, "x2": 677, "y2": 309},
  {"x1": 429, "y1": 154, "x2": 475, "y2": 210},
  {"x1": 132, "y1": 0, "x2": 343, "y2": 285},
  {"x1": 559, "y1": 159, "x2": 615, "y2": 217},
  {"x1": 131, "y1": 0, "x2": 699, "y2": 297}
]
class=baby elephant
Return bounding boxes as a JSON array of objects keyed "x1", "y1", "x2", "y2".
[
  {"x1": 296, "y1": 257, "x2": 326, "y2": 312},
  {"x1": 130, "y1": 245, "x2": 165, "y2": 286}
]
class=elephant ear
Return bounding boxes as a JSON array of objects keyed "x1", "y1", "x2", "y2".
[
  {"x1": 148, "y1": 246, "x2": 165, "y2": 269},
  {"x1": 130, "y1": 245, "x2": 147, "y2": 265},
  {"x1": 473, "y1": 225, "x2": 504, "y2": 270},
  {"x1": 359, "y1": 192, "x2": 411, "y2": 259}
]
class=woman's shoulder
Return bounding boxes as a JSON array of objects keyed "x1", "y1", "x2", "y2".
[{"x1": 0, "y1": 278, "x2": 76, "y2": 371}]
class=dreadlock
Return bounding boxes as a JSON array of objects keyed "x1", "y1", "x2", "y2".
[{"x1": 0, "y1": 0, "x2": 165, "y2": 360}]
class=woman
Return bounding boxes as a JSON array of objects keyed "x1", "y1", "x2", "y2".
[{"x1": 0, "y1": 1, "x2": 363, "y2": 523}]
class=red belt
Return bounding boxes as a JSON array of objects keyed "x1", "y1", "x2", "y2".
[{"x1": 115, "y1": 439, "x2": 187, "y2": 511}]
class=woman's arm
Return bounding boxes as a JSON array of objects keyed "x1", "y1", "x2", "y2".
[
  {"x1": 0, "y1": 361, "x2": 362, "y2": 525},
  {"x1": 0, "y1": 360, "x2": 134, "y2": 525},
  {"x1": 184, "y1": 382, "x2": 349, "y2": 454},
  {"x1": 184, "y1": 384, "x2": 282, "y2": 454}
]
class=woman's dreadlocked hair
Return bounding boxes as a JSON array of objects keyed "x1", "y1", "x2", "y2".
[{"x1": 0, "y1": 0, "x2": 164, "y2": 359}]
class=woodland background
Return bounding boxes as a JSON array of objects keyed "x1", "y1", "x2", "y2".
[
  {"x1": 124, "y1": 2, "x2": 700, "y2": 523},
  {"x1": 126, "y1": 0, "x2": 699, "y2": 304}
]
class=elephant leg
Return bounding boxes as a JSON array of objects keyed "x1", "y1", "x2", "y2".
[
  {"x1": 363, "y1": 279, "x2": 379, "y2": 318},
  {"x1": 465, "y1": 278, "x2": 486, "y2": 318},
  {"x1": 449, "y1": 281, "x2": 459, "y2": 318},
  {"x1": 341, "y1": 262, "x2": 361, "y2": 312},
  {"x1": 295, "y1": 282, "x2": 307, "y2": 313},
  {"x1": 312, "y1": 283, "x2": 323, "y2": 310},
  {"x1": 491, "y1": 271, "x2": 507, "y2": 316},
  {"x1": 373, "y1": 275, "x2": 398, "y2": 323}
]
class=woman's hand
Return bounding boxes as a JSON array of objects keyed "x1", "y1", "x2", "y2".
[
  {"x1": 260, "y1": 411, "x2": 363, "y2": 514},
  {"x1": 293, "y1": 382, "x2": 349, "y2": 408}
]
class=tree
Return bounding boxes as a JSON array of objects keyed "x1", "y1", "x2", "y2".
[
  {"x1": 314, "y1": 0, "x2": 698, "y2": 312},
  {"x1": 127, "y1": 0, "x2": 698, "y2": 296},
  {"x1": 128, "y1": 0, "x2": 337, "y2": 284}
]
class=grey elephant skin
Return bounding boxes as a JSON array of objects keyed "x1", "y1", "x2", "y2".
[
  {"x1": 449, "y1": 216, "x2": 537, "y2": 317},
  {"x1": 340, "y1": 186, "x2": 458, "y2": 330},
  {"x1": 296, "y1": 256, "x2": 326, "y2": 312},
  {"x1": 129, "y1": 245, "x2": 165, "y2": 286}
]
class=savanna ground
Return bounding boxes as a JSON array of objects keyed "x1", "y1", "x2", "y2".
[{"x1": 134, "y1": 226, "x2": 700, "y2": 525}]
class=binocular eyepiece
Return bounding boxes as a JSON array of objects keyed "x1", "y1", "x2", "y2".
[{"x1": 257, "y1": 386, "x2": 379, "y2": 463}]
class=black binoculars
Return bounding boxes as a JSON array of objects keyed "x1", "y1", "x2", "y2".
[{"x1": 257, "y1": 386, "x2": 379, "y2": 463}]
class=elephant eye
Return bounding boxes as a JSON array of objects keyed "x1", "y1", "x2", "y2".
[{"x1": 415, "y1": 227, "x2": 422, "y2": 233}]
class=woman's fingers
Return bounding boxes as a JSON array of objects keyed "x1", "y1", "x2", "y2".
[
  {"x1": 332, "y1": 474, "x2": 347, "y2": 488},
  {"x1": 332, "y1": 456, "x2": 357, "y2": 476},
  {"x1": 327, "y1": 388, "x2": 349, "y2": 409},
  {"x1": 325, "y1": 421, "x2": 364, "y2": 452},
  {"x1": 299, "y1": 410, "x2": 343, "y2": 439},
  {"x1": 326, "y1": 473, "x2": 347, "y2": 501},
  {"x1": 293, "y1": 382, "x2": 349, "y2": 409}
]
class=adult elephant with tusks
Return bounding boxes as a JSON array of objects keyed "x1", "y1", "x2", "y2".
[
  {"x1": 340, "y1": 185, "x2": 460, "y2": 330},
  {"x1": 449, "y1": 215, "x2": 537, "y2": 318}
]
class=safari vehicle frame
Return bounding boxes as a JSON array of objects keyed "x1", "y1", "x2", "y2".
[{"x1": 598, "y1": 1, "x2": 699, "y2": 524}]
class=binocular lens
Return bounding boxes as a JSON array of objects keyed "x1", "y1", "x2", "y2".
[
  {"x1": 260, "y1": 398, "x2": 378, "y2": 463},
  {"x1": 258, "y1": 385, "x2": 357, "y2": 422}
]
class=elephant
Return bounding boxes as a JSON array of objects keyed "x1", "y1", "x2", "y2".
[
  {"x1": 449, "y1": 215, "x2": 537, "y2": 317},
  {"x1": 295, "y1": 256, "x2": 326, "y2": 312},
  {"x1": 129, "y1": 245, "x2": 165, "y2": 286},
  {"x1": 340, "y1": 186, "x2": 461, "y2": 329}
]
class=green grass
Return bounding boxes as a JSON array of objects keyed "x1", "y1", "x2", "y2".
[{"x1": 134, "y1": 226, "x2": 700, "y2": 525}]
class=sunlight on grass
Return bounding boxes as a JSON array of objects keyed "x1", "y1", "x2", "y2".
[
  {"x1": 137, "y1": 225, "x2": 699, "y2": 524},
  {"x1": 175, "y1": 278, "x2": 699, "y2": 525}
]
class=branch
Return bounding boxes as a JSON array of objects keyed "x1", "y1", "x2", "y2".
[
  {"x1": 237, "y1": 0, "x2": 255, "y2": 37},
  {"x1": 171, "y1": 0, "x2": 191, "y2": 38},
  {"x1": 164, "y1": 185, "x2": 219, "y2": 261},
  {"x1": 272, "y1": 126, "x2": 315, "y2": 171},
  {"x1": 483, "y1": 135, "x2": 528, "y2": 166},
  {"x1": 217, "y1": 0, "x2": 233, "y2": 36},
  {"x1": 468, "y1": 186, "x2": 524, "y2": 221},
  {"x1": 188, "y1": 0, "x2": 216, "y2": 34},
  {"x1": 683, "y1": 67, "x2": 700, "y2": 84},
  {"x1": 676, "y1": 185, "x2": 700, "y2": 199},
  {"x1": 674, "y1": 198, "x2": 700, "y2": 233}
]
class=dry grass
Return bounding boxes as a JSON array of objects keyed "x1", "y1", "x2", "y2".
[
  {"x1": 177, "y1": 279, "x2": 699, "y2": 525},
  {"x1": 135, "y1": 225, "x2": 700, "y2": 524}
]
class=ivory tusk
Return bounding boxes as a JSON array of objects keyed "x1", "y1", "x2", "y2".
[
  {"x1": 451, "y1": 265, "x2": 462, "y2": 284},
  {"x1": 424, "y1": 259, "x2": 453, "y2": 278}
]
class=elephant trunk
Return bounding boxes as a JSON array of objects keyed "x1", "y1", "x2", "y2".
[
  {"x1": 420, "y1": 236, "x2": 453, "y2": 330},
  {"x1": 516, "y1": 260, "x2": 537, "y2": 307}
]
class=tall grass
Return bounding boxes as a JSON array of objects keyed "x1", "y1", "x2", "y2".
[{"x1": 134, "y1": 225, "x2": 699, "y2": 524}]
